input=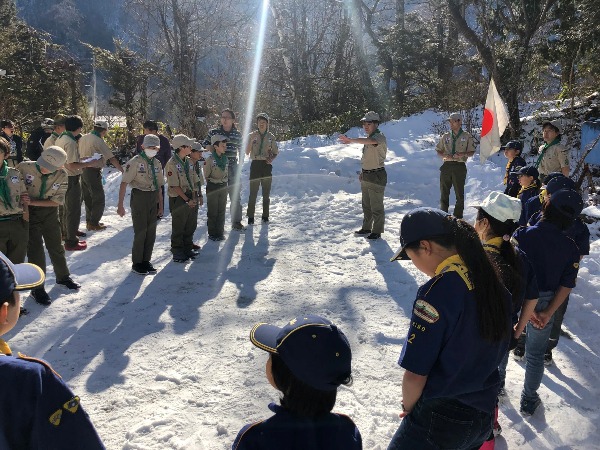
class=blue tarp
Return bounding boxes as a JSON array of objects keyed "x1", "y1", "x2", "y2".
[{"x1": 582, "y1": 120, "x2": 600, "y2": 165}]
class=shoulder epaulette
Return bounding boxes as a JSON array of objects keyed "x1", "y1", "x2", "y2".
[
  {"x1": 17, "y1": 352, "x2": 61, "y2": 378},
  {"x1": 232, "y1": 420, "x2": 266, "y2": 450}
]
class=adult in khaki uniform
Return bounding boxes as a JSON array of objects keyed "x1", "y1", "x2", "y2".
[
  {"x1": 189, "y1": 142, "x2": 205, "y2": 251},
  {"x1": 117, "y1": 134, "x2": 164, "y2": 275},
  {"x1": 339, "y1": 111, "x2": 388, "y2": 240},
  {"x1": 435, "y1": 113, "x2": 475, "y2": 219},
  {"x1": 0, "y1": 137, "x2": 29, "y2": 264},
  {"x1": 56, "y1": 116, "x2": 102, "y2": 251},
  {"x1": 18, "y1": 147, "x2": 80, "y2": 306},
  {"x1": 43, "y1": 114, "x2": 66, "y2": 150},
  {"x1": 245, "y1": 113, "x2": 278, "y2": 224},
  {"x1": 165, "y1": 134, "x2": 200, "y2": 263},
  {"x1": 78, "y1": 120, "x2": 124, "y2": 231},
  {"x1": 535, "y1": 120, "x2": 570, "y2": 181},
  {"x1": 204, "y1": 135, "x2": 229, "y2": 241}
]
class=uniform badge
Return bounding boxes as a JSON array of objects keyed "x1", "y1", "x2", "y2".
[
  {"x1": 176, "y1": 164, "x2": 182, "y2": 173},
  {"x1": 138, "y1": 163, "x2": 146, "y2": 173},
  {"x1": 154, "y1": 167, "x2": 160, "y2": 174},
  {"x1": 63, "y1": 396, "x2": 80, "y2": 414},
  {"x1": 125, "y1": 164, "x2": 130, "y2": 172},
  {"x1": 10, "y1": 176, "x2": 18, "y2": 184},
  {"x1": 25, "y1": 174, "x2": 34, "y2": 185},
  {"x1": 574, "y1": 262, "x2": 579, "y2": 269},
  {"x1": 52, "y1": 183, "x2": 60, "y2": 190},
  {"x1": 167, "y1": 171, "x2": 173, "y2": 177},
  {"x1": 49, "y1": 409, "x2": 62, "y2": 426},
  {"x1": 413, "y1": 299, "x2": 440, "y2": 324}
]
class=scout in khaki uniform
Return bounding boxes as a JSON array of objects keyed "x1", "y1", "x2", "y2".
[
  {"x1": 0, "y1": 137, "x2": 29, "y2": 264},
  {"x1": 18, "y1": 147, "x2": 81, "y2": 306},
  {"x1": 78, "y1": 120, "x2": 124, "y2": 231},
  {"x1": 339, "y1": 111, "x2": 388, "y2": 240},
  {"x1": 43, "y1": 114, "x2": 66, "y2": 150},
  {"x1": 189, "y1": 142, "x2": 205, "y2": 250},
  {"x1": 245, "y1": 113, "x2": 278, "y2": 224},
  {"x1": 204, "y1": 135, "x2": 229, "y2": 241},
  {"x1": 56, "y1": 115, "x2": 103, "y2": 251},
  {"x1": 435, "y1": 113, "x2": 475, "y2": 219},
  {"x1": 535, "y1": 120, "x2": 570, "y2": 180},
  {"x1": 165, "y1": 134, "x2": 200, "y2": 263},
  {"x1": 117, "y1": 134, "x2": 164, "y2": 275}
]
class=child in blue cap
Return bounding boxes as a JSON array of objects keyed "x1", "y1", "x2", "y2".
[
  {"x1": 0, "y1": 251, "x2": 105, "y2": 448},
  {"x1": 502, "y1": 141, "x2": 526, "y2": 198},
  {"x1": 516, "y1": 165, "x2": 542, "y2": 226},
  {"x1": 232, "y1": 315, "x2": 361, "y2": 449},
  {"x1": 388, "y1": 208, "x2": 511, "y2": 450}
]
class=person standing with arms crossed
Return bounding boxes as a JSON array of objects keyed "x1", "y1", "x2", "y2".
[
  {"x1": 339, "y1": 111, "x2": 387, "y2": 240},
  {"x1": 203, "y1": 109, "x2": 245, "y2": 231},
  {"x1": 435, "y1": 113, "x2": 475, "y2": 219}
]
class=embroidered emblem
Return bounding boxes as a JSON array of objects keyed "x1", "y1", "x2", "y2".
[
  {"x1": 125, "y1": 165, "x2": 130, "y2": 172},
  {"x1": 49, "y1": 409, "x2": 62, "y2": 426},
  {"x1": 10, "y1": 176, "x2": 18, "y2": 184},
  {"x1": 413, "y1": 299, "x2": 440, "y2": 324},
  {"x1": 574, "y1": 262, "x2": 579, "y2": 269},
  {"x1": 167, "y1": 171, "x2": 173, "y2": 177},
  {"x1": 63, "y1": 396, "x2": 80, "y2": 414},
  {"x1": 52, "y1": 183, "x2": 60, "y2": 190},
  {"x1": 138, "y1": 163, "x2": 146, "y2": 173},
  {"x1": 176, "y1": 164, "x2": 182, "y2": 173},
  {"x1": 25, "y1": 174, "x2": 34, "y2": 185}
]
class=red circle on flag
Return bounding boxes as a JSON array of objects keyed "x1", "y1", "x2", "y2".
[{"x1": 481, "y1": 108, "x2": 494, "y2": 137}]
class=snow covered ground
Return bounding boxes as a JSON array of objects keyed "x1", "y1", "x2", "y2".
[{"x1": 7, "y1": 110, "x2": 600, "y2": 449}]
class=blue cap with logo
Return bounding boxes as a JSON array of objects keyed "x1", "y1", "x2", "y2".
[
  {"x1": 550, "y1": 189, "x2": 584, "y2": 219},
  {"x1": 0, "y1": 251, "x2": 45, "y2": 300},
  {"x1": 517, "y1": 165, "x2": 539, "y2": 178},
  {"x1": 391, "y1": 207, "x2": 453, "y2": 261},
  {"x1": 250, "y1": 315, "x2": 352, "y2": 391}
]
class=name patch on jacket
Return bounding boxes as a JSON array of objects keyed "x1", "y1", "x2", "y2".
[{"x1": 413, "y1": 299, "x2": 440, "y2": 324}]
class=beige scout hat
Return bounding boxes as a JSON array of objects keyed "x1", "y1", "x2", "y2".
[
  {"x1": 448, "y1": 113, "x2": 462, "y2": 121},
  {"x1": 211, "y1": 134, "x2": 229, "y2": 145},
  {"x1": 542, "y1": 119, "x2": 562, "y2": 134},
  {"x1": 37, "y1": 146, "x2": 67, "y2": 172},
  {"x1": 256, "y1": 112, "x2": 270, "y2": 122},
  {"x1": 94, "y1": 120, "x2": 109, "y2": 129},
  {"x1": 360, "y1": 111, "x2": 380, "y2": 122},
  {"x1": 191, "y1": 141, "x2": 204, "y2": 151},
  {"x1": 171, "y1": 134, "x2": 196, "y2": 149},
  {"x1": 142, "y1": 134, "x2": 161, "y2": 148}
]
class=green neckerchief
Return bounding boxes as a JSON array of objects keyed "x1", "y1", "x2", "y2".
[
  {"x1": 368, "y1": 129, "x2": 381, "y2": 139},
  {"x1": 451, "y1": 129, "x2": 463, "y2": 155},
  {"x1": 174, "y1": 152, "x2": 193, "y2": 191},
  {"x1": 140, "y1": 151, "x2": 158, "y2": 191},
  {"x1": 0, "y1": 161, "x2": 13, "y2": 209},
  {"x1": 256, "y1": 130, "x2": 267, "y2": 156},
  {"x1": 51, "y1": 131, "x2": 59, "y2": 138},
  {"x1": 35, "y1": 163, "x2": 49, "y2": 199},
  {"x1": 212, "y1": 150, "x2": 228, "y2": 171},
  {"x1": 91, "y1": 130, "x2": 102, "y2": 139},
  {"x1": 535, "y1": 137, "x2": 561, "y2": 168},
  {"x1": 59, "y1": 131, "x2": 77, "y2": 141}
]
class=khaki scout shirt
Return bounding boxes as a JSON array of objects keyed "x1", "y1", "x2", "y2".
[
  {"x1": 435, "y1": 130, "x2": 474, "y2": 163},
  {"x1": 55, "y1": 133, "x2": 81, "y2": 177},
  {"x1": 122, "y1": 155, "x2": 164, "y2": 192},
  {"x1": 537, "y1": 142, "x2": 569, "y2": 177},
  {"x1": 0, "y1": 166, "x2": 26, "y2": 216},
  {"x1": 17, "y1": 161, "x2": 68, "y2": 206},
  {"x1": 165, "y1": 155, "x2": 200, "y2": 198},
  {"x1": 248, "y1": 130, "x2": 279, "y2": 161},
  {"x1": 43, "y1": 132, "x2": 59, "y2": 150},
  {"x1": 361, "y1": 132, "x2": 387, "y2": 171},
  {"x1": 78, "y1": 132, "x2": 113, "y2": 165},
  {"x1": 203, "y1": 155, "x2": 229, "y2": 184}
]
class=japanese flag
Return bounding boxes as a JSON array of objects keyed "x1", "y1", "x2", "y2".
[{"x1": 480, "y1": 78, "x2": 509, "y2": 163}]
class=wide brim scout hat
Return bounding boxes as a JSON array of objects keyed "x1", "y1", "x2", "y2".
[
  {"x1": 191, "y1": 141, "x2": 204, "y2": 151},
  {"x1": 142, "y1": 134, "x2": 160, "y2": 148},
  {"x1": 250, "y1": 315, "x2": 352, "y2": 392},
  {"x1": 0, "y1": 251, "x2": 45, "y2": 300},
  {"x1": 550, "y1": 189, "x2": 584, "y2": 219},
  {"x1": 447, "y1": 113, "x2": 462, "y2": 121},
  {"x1": 211, "y1": 134, "x2": 229, "y2": 145},
  {"x1": 542, "y1": 119, "x2": 563, "y2": 134},
  {"x1": 171, "y1": 134, "x2": 195, "y2": 149},
  {"x1": 471, "y1": 191, "x2": 522, "y2": 223},
  {"x1": 37, "y1": 146, "x2": 67, "y2": 172},
  {"x1": 94, "y1": 120, "x2": 109, "y2": 130},
  {"x1": 360, "y1": 111, "x2": 380, "y2": 122},
  {"x1": 391, "y1": 207, "x2": 453, "y2": 261},
  {"x1": 256, "y1": 113, "x2": 270, "y2": 122}
]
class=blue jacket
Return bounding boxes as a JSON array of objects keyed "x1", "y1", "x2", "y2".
[
  {"x1": 528, "y1": 212, "x2": 590, "y2": 256},
  {"x1": 232, "y1": 403, "x2": 362, "y2": 450},
  {"x1": 504, "y1": 156, "x2": 526, "y2": 198},
  {"x1": 0, "y1": 344, "x2": 104, "y2": 449}
]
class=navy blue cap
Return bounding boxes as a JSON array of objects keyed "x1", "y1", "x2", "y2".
[
  {"x1": 0, "y1": 251, "x2": 45, "y2": 300},
  {"x1": 546, "y1": 176, "x2": 576, "y2": 194},
  {"x1": 391, "y1": 207, "x2": 453, "y2": 261},
  {"x1": 505, "y1": 140, "x2": 523, "y2": 152},
  {"x1": 517, "y1": 165, "x2": 539, "y2": 178},
  {"x1": 542, "y1": 172, "x2": 564, "y2": 185},
  {"x1": 550, "y1": 189, "x2": 584, "y2": 219},
  {"x1": 250, "y1": 315, "x2": 352, "y2": 391}
]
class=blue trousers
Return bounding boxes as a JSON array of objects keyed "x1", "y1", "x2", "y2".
[{"x1": 387, "y1": 398, "x2": 492, "y2": 450}]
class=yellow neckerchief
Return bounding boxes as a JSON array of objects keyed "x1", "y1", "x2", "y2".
[
  {"x1": 434, "y1": 254, "x2": 474, "y2": 290},
  {"x1": 503, "y1": 160, "x2": 512, "y2": 185},
  {"x1": 483, "y1": 236, "x2": 503, "y2": 254},
  {"x1": 517, "y1": 182, "x2": 538, "y2": 197},
  {"x1": 538, "y1": 189, "x2": 546, "y2": 203},
  {"x1": 0, "y1": 338, "x2": 12, "y2": 356}
]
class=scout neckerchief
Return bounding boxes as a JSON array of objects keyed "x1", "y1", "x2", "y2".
[
  {"x1": 451, "y1": 129, "x2": 463, "y2": 155},
  {"x1": 51, "y1": 131, "x2": 59, "y2": 138},
  {"x1": 36, "y1": 163, "x2": 50, "y2": 199},
  {"x1": 91, "y1": 130, "x2": 102, "y2": 139},
  {"x1": 434, "y1": 254, "x2": 474, "y2": 290},
  {"x1": 212, "y1": 150, "x2": 227, "y2": 171},
  {"x1": 517, "y1": 182, "x2": 538, "y2": 198},
  {"x1": 140, "y1": 151, "x2": 159, "y2": 191},
  {"x1": 0, "y1": 161, "x2": 13, "y2": 209},
  {"x1": 0, "y1": 338, "x2": 11, "y2": 355},
  {"x1": 483, "y1": 237, "x2": 504, "y2": 254},
  {"x1": 174, "y1": 152, "x2": 193, "y2": 191},
  {"x1": 59, "y1": 131, "x2": 77, "y2": 141},
  {"x1": 256, "y1": 130, "x2": 268, "y2": 157},
  {"x1": 364, "y1": 129, "x2": 380, "y2": 154},
  {"x1": 535, "y1": 137, "x2": 560, "y2": 168}
]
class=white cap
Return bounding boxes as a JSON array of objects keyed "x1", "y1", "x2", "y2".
[
  {"x1": 94, "y1": 120, "x2": 109, "y2": 129},
  {"x1": 471, "y1": 191, "x2": 522, "y2": 222}
]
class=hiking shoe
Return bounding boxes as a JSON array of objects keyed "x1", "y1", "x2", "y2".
[
  {"x1": 192, "y1": 243, "x2": 201, "y2": 250},
  {"x1": 355, "y1": 229, "x2": 371, "y2": 235},
  {"x1": 87, "y1": 222, "x2": 107, "y2": 231},
  {"x1": 248, "y1": 217, "x2": 255, "y2": 225},
  {"x1": 31, "y1": 288, "x2": 52, "y2": 306},
  {"x1": 64, "y1": 241, "x2": 87, "y2": 251},
  {"x1": 56, "y1": 276, "x2": 81, "y2": 290},
  {"x1": 262, "y1": 216, "x2": 269, "y2": 223},
  {"x1": 513, "y1": 346, "x2": 525, "y2": 361},
  {"x1": 143, "y1": 262, "x2": 157, "y2": 274},
  {"x1": 209, "y1": 235, "x2": 225, "y2": 241},
  {"x1": 232, "y1": 222, "x2": 246, "y2": 231},
  {"x1": 367, "y1": 233, "x2": 381, "y2": 240},
  {"x1": 131, "y1": 263, "x2": 149, "y2": 275},
  {"x1": 520, "y1": 398, "x2": 541, "y2": 416},
  {"x1": 173, "y1": 254, "x2": 189, "y2": 263},
  {"x1": 185, "y1": 250, "x2": 199, "y2": 260},
  {"x1": 76, "y1": 230, "x2": 87, "y2": 237},
  {"x1": 544, "y1": 350, "x2": 553, "y2": 366}
]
